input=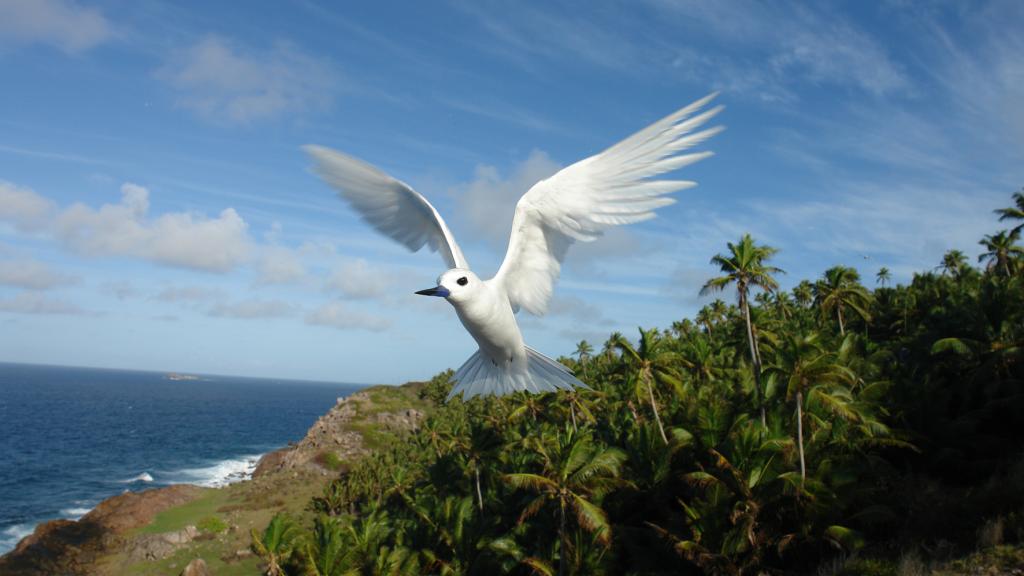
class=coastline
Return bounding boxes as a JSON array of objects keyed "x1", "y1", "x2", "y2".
[{"x1": 0, "y1": 382, "x2": 429, "y2": 575}]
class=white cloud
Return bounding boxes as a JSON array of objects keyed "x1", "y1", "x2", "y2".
[
  {"x1": 208, "y1": 299, "x2": 295, "y2": 319},
  {"x1": 54, "y1": 183, "x2": 252, "y2": 272},
  {"x1": 99, "y1": 280, "x2": 137, "y2": 300},
  {"x1": 454, "y1": 149, "x2": 561, "y2": 252},
  {"x1": 0, "y1": 0, "x2": 111, "y2": 54},
  {"x1": 323, "y1": 258, "x2": 396, "y2": 300},
  {"x1": 656, "y1": 0, "x2": 909, "y2": 98},
  {"x1": 256, "y1": 245, "x2": 307, "y2": 285},
  {"x1": 0, "y1": 291, "x2": 84, "y2": 315},
  {"x1": 157, "y1": 35, "x2": 339, "y2": 124},
  {"x1": 305, "y1": 301, "x2": 391, "y2": 332},
  {"x1": 0, "y1": 181, "x2": 55, "y2": 231},
  {"x1": 154, "y1": 285, "x2": 222, "y2": 303},
  {"x1": 546, "y1": 295, "x2": 605, "y2": 323},
  {"x1": 747, "y1": 181, "x2": 1007, "y2": 270},
  {"x1": 0, "y1": 259, "x2": 77, "y2": 289}
]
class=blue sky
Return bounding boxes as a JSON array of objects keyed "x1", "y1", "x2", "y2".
[{"x1": 0, "y1": 0, "x2": 1021, "y2": 384}]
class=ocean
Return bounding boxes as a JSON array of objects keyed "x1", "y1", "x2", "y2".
[{"x1": 0, "y1": 362, "x2": 364, "y2": 555}]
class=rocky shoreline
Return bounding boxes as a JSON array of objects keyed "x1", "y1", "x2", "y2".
[{"x1": 0, "y1": 383, "x2": 428, "y2": 576}]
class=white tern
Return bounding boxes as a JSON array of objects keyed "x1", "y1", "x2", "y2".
[{"x1": 305, "y1": 93, "x2": 722, "y2": 400}]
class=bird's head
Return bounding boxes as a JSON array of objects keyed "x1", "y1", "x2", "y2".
[{"x1": 415, "y1": 269, "x2": 479, "y2": 303}]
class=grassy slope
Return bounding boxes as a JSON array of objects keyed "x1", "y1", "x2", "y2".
[{"x1": 96, "y1": 382, "x2": 430, "y2": 576}]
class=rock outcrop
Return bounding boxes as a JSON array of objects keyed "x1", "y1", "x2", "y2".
[
  {"x1": 0, "y1": 485, "x2": 202, "y2": 576},
  {"x1": 180, "y1": 557, "x2": 212, "y2": 576},
  {"x1": 253, "y1": 389, "x2": 424, "y2": 478}
]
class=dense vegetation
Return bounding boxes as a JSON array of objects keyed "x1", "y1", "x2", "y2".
[{"x1": 253, "y1": 190, "x2": 1024, "y2": 575}]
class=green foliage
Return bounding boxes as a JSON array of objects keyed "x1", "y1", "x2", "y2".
[
  {"x1": 316, "y1": 451, "x2": 344, "y2": 471},
  {"x1": 251, "y1": 190, "x2": 1024, "y2": 575},
  {"x1": 196, "y1": 515, "x2": 228, "y2": 534}
]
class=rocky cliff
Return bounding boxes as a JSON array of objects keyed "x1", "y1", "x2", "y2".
[{"x1": 0, "y1": 382, "x2": 430, "y2": 576}]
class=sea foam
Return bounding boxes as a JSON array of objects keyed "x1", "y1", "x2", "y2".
[{"x1": 164, "y1": 454, "x2": 262, "y2": 488}]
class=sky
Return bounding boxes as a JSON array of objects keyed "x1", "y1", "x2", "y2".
[{"x1": 0, "y1": 0, "x2": 1021, "y2": 384}]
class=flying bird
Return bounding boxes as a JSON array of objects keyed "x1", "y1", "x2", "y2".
[{"x1": 305, "y1": 93, "x2": 723, "y2": 400}]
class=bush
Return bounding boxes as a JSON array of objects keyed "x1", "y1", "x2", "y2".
[{"x1": 197, "y1": 515, "x2": 228, "y2": 534}]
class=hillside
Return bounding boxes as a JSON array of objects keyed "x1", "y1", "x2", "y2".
[{"x1": 0, "y1": 382, "x2": 432, "y2": 576}]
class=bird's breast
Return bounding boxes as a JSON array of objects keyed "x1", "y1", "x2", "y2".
[{"x1": 450, "y1": 284, "x2": 526, "y2": 369}]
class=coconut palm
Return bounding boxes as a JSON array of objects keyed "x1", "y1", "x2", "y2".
[
  {"x1": 701, "y1": 234, "x2": 783, "y2": 426},
  {"x1": 615, "y1": 328, "x2": 683, "y2": 444},
  {"x1": 978, "y1": 229, "x2": 1023, "y2": 277},
  {"x1": 813, "y1": 266, "x2": 872, "y2": 336},
  {"x1": 793, "y1": 280, "x2": 814, "y2": 308},
  {"x1": 251, "y1": 513, "x2": 301, "y2": 576},
  {"x1": 936, "y1": 249, "x2": 968, "y2": 277},
  {"x1": 763, "y1": 333, "x2": 854, "y2": 482},
  {"x1": 994, "y1": 189, "x2": 1024, "y2": 234},
  {"x1": 876, "y1": 267, "x2": 891, "y2": 287},
  {"x1": 505, "y1": 428, "x2": 625, "y2": 576},
  {"x1": 573, "y1": 340, "x2": 594, "y2": 384},
  {"x1": 304, "y1": 515, "x2": 348, "y2": 576}
]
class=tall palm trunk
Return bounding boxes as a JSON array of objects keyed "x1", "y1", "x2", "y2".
[
  {"x1": 559, "y1": 499, "x2": 568, "y2": 576},
  {"x1": 644, "y1": 366, "x2": 668, "y2": 444},
  {"x1": 475, "y1": 467, "x2": 483, "y2": 512},
  {"x1": 796, "y1": 389, "x2": 806, "y2": 484},
  {"x1": 837, "y1": 304, "x2": 846, "y2": 336},
  {"x1": 741, "y1": 288, "x2": 767, "y2": 428},
  {"x1": 570, "y1": 403, "x2": 578, "y2": 432}
]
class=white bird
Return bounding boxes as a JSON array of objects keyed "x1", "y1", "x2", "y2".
[{"x1": 305, "y1": 93, "x2": 723, "y2": 400}]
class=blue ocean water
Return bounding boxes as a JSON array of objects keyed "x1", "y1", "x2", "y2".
[{"x1": 0, "y1": 362, "x2": 364, "y2": 554}]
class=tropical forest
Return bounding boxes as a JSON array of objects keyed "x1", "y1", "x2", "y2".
[{"x1": 249, "y1": 190, "x2": 1024, "y2": 575}]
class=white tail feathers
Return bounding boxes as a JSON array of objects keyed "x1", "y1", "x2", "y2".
[{"x1": 448, "y1": 346, "x2": 587, "y2": 400}]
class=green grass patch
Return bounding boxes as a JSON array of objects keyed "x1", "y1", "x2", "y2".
[
  {"x1": 137, "y1": 489, "x2": 232, "y2": 535},
  {"x1": 197, "y1": 515, "x2": 228, "y2": 534},
  {"x1": 122, "y1": 538, "x2": 261, "y2": 576},
  {"x1": 316, "y1": 450, "x2": 344, "y2": 470}
]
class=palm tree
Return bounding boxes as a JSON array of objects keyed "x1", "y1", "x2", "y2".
[
  {"x1": 304, "y1": 515, "x2": 348, "y2": 576},
  {"x1": 994, "y1": 189, "x2": 1024, "y2": 234},
  {"x1": 505, "y1": 429, "x2": 625, "y2": 576},
  {"x1": 793, "y1": 280, "x2": 814, "y2": 308},
  {"x1": 251, "y1": 513, "x2": 301, "y2": 576},
  {"x1": 615, "y1": 328, "x2": 683, "y2": 444},
  {"x1": 936, "y1": 249, "x2": 967, "y2": 277},
  {"x1": 813, "y1": 266, "x2": 872, "y2": 336},
  {"x1": 573, "y1": 340, "x2": 594, "y2": 384},
  {"x1": 763, "y1": 333, "x2": 853, "y2": 482},
  {"x1": 876, "y1": 267, "x2": 891, "y2": 287},
  {"x1": 701, "y1": 234, "x2": 783, "y2": 426},
  {"x1": 978, "y1": 229, "x2": 1023, "y2": 277}
]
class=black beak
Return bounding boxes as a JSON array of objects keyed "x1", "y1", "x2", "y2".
[{"x1": 415, "y1": 286, "x2": 450, "y2": 297}]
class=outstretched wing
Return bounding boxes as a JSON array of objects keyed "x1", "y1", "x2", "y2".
[
  {"x1": 304, "y1": 145, "x2": 469, "y2": 270},
  {"x1": 493, "y1": 94, "x2": 723, "y2": 315}
]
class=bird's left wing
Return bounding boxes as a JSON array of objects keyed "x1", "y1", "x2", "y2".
[
  {"x1": 304, "y1": 145, "x2": 469, "y2": 270},
  {"x1": 493, "y1": 94, "x2": 723, "y2": 315}
]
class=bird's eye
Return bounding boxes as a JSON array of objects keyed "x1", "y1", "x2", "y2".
[{"x1": 457, "y1": 276, "x2": 468, "y2": 286}]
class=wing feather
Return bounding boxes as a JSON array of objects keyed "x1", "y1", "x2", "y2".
[
  {"x1": 304, "y1": 145, "x2": 469, "y2": 270},
  {"x1": 494, "y1": 94, "x2": 722, "y2": 315}
]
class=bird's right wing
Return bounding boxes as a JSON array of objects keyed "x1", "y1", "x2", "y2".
[
  {"x1": 493, "y1": 94, "x2": 722, "y2": 316},
  {"x1": 304, "y1": 145, "x2": 469, "y2": 270}
]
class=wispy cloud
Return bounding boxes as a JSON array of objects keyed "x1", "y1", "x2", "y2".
[
  {"x1": 305, "y1": 301, "x2": 391, "y2": 332},
  {"x1": 157, "y1": 34, "x2": 340, "y2": 124},
  {"x1": 154, "y1": 285, "x2": 223, "y2": 303},
  {"x1": 256, "y1": 245, "x2": 307, "y2": 286},
  {"x1": 0, "y1": 258, "x2": 78, "y2": 290},
  {"x1": 208, "y1": 299, "x2": 295, "y2": 319},
  {"x1": 0, "y1": 291, "x2": 86, "y2": 315},
  {"x1": 0, "y1": 0, "x2": 112, "y2": 54}
]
